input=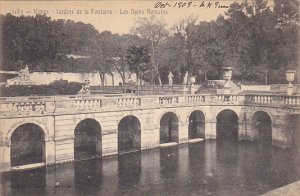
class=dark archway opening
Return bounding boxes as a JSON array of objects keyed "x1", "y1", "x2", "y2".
[
  {"x1": 188, "y1": 110, "x2": 205, "y2": 140},
  {"x1": 252, "y1": 111, "x2": 272, "y2": 147},
  {"x1": 74, "y1": 119, "x2": 102, "y2": 161},
  {"x1": 286, "y1": 114, "x2": 300, "y2": 153},
  {"x1": 160, "y1": 112, "x2": 179, "y2": 144},
  {"x1": 11, "y1": 123, "x2": 45, "y2": 167},
  {"x1": 118, "y1": 115, "x2": 141, "y2": 154},
  {"x1": 216, "y1": 110, "x2": 239, "y2": 142}
]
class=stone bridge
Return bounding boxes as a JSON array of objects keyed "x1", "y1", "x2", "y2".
[{"x1": 0, "y1": 93, "x2": 299, "y2": 172}]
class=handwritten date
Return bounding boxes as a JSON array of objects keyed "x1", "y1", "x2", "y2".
[{"x1": 154, "y1": 1, "x2": 229, "y2": 9}]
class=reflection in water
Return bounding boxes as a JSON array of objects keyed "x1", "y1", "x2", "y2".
[
  {"x1": 74, "y1": 159, "x2": 103, "y2": 195},
  {"x1": 1, "y1": 141, "x2": 300, "y2": 196},
  {"x1": 118, "y1": 152, "x2": 141, "y2": 187}
]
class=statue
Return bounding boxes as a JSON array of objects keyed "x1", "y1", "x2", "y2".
[
  {"x1": 78, "y1": 79, "x2": 91, "y2": 94},
  {"x1": 183, "y1": 71, "x2": 188, "y2": 85},
  {"x1": 19, "y1": 65, "x2": 30, "y2": 79},
  {"x1": 168, "y1": 71, "x2": 174, "y2": 86}
]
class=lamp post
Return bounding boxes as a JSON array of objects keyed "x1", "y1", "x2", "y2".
[{"x1": 286, "y1": 70, "x2": 295, "y2": 96}]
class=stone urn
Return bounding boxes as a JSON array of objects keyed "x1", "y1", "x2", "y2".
[
  {"x1": 222, "y1": 67, "x2": 233, "y2": 80},
  {"x1": 190, "y1": 76, "x2": 196, "y2": 85},
  {"x1": 286, "y1": 70, "x2": 296, "y2": 96}
]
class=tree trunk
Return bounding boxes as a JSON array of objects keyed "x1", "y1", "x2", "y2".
[
  {"x1": 99, "y1": 72, "x2": 105, "y2": 86},
  {"x1": 111, "y1": 73, "x2": 114, "y2": 86},
  {"x1": 121, "y1": 73, "x2": 126, "y2": 85}
]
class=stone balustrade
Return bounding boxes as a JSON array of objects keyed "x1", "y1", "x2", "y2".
[
  {"x1": 0, "y1": 93, "x2": 299, "y2": 117},
  {"x1": 285, "y1": 96, "x2": 300, "y2": 107},
  {"x1": 159, "y1": 96, "x2": 179, "y2": 105}
]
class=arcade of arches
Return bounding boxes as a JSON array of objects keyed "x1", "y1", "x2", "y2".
[{"x1": 7, "y1": 109, "x2": 300, "y2": 170}]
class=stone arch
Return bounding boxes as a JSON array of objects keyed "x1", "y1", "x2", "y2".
[
  {"x1": 216, "y1": 109, "x2": 239, "y2": 141},
  {"x1": 188, "y1": 110, "x2": 205, "y2": 139},
  {"x1": 159, "y1": 112, "x2": 179, "y2": 144},
  {"x1": 252, "y1": 111, "x2": 272, "y2": 146},
  {"x1": 186, "y1": 108, "x2": 207, "y2": 122},
  {"x1": 6, "y1": 119, "x2": 50, "y2": 145},
  {"x1": 10, "y1": 123, "x2": 45, "y2": 167},
  {"x1": 118, "y1": 115, "x2": 141, "y2": 154},
  {"x1": 74, "y1": 118, "x2": 102, "y2": 161},
  {"x1": 156, "y1": 110, "x2": 182, "y2": 128},
  {"x1": 212, "y1": 107, "x2": 240, "y2": 122},
  {"x1": 248, "y1": 109, "x2": 274, "y2": 125}
]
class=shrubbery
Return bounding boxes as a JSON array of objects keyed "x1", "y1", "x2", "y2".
[{"x1": 0, "y1": 80, "x2": 82, "y2": 97}]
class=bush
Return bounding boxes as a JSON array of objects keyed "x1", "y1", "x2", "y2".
[{"x1": 0, "y1": 80, "x2": 82, "y2": 97}]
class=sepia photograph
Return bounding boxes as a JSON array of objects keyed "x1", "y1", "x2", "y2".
[{"x1": 0, "y1": 0, "x2": 299, "y2": 195}]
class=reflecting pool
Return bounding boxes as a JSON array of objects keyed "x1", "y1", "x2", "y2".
[{"x1": 1, "y1": 141, "x2": 300, "y2": 196}]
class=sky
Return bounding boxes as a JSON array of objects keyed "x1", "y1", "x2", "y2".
[{"x1": 0, "y1": 0, "x2": 238, "y2": 35}]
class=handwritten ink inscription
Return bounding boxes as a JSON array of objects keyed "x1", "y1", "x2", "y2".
[{"x1": 154, "y1": 1, "x2": 229, "y2": 9}]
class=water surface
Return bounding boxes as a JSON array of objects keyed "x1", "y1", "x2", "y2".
[{"x1": 1, "y1": 141, "x2": 300, "y2": 196}]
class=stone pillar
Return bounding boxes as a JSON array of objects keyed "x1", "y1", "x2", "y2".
[
  {"x1": 240, "y1": 121, "x2": 257, "y2": 141},
  {"x1": 178, "y1": 123, "x2": 189, "y2": 144},
  {"x1": 102, "y1": 132, "x2": 118, "y2": 156},
  {"x1": 54, "y1": 138, "x2": 75, "y2": 164},
  {"x1": 205, "y1": 120, "x2": 216, "y2": 140},
  {"x1": 0, "y1": 145, "x2": 11, "y2": 172},
  {"x1": 141, "y1": 128, "x2": 159, "y2": 150},
  {"x1": 272, "y1": 123, "x2": 291, "y2": 148},
  {"x1": 45, "y1": 140, "x2": 55, "y2": 165}
]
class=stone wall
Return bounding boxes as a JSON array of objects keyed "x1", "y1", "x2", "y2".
[{"x1": 0, "y1": 93, "x2": 299, "y2": 172}]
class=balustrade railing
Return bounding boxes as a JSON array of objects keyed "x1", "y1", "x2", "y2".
[
  {"x1": 0, "y1": 93, "x2": 299, "y2": 117},
  {"x1": 159, "y1": 96, "x2": 178, "y2": 105},
  {"x1": 285, "y1": 96, "x2": 300, "y2": 107},
  {"x1": 187, "y1": 95, "x2": 205, "y2": 103},
  {"x1": 116, "y1": 97, "x2": 141, "y2": 107}
]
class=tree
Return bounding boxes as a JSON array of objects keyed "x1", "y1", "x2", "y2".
[
  {"x1": 126, "y1": 45, "x2": 151, "y2": 94},
  {"x1": 131, "y1": 15, "x2": 169, "y2": 85}
]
